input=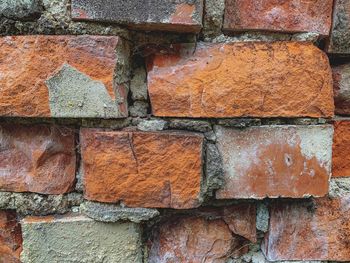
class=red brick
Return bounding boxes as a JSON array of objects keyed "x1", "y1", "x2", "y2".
[
  {"x1": 332, "y1": 64, "x2": 350, "y2": 115},
  {"x1": 224, "y1": 0, "x2": 333, "y2": 36},
  {"x1": 215, "y1": 125, "x2": 333, "y2": 199},
  {"x1": 148, "y1": 204, "x2": 256, "y2": 262},
  {"x1": 0, "y1": 35, "x2": 127, "y2": 118},
  {"x1": 262, "y1": 196, "x2": 350, "y2": 261},
  {"x1": 333, "y1": 121, "x2": 350, "y2": 177},
  {"x1": 71, "y1": 0, "x2": 203, "y2": 33},
  {"x1": 0, "y1": 124, "x2": 76, "y2": 194},
  {"x1": 147, "y1": 42, "x2": 334, "y2": 118},
  {"x1": 0, "y1": 211, "x2": 22, "y2": 263},
  {"x1": 80, "y1": 129, "x2": 203, "y2": 209}
]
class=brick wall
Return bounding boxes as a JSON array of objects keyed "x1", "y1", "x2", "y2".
[{"x1": 0, "y1": 0, "x2": 349, "y2": 262}]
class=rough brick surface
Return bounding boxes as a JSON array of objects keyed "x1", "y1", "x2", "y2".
[
  {"x1": 148, "y1": 204, "x2": 256, "y2": 263},
  {"x1": 327, "y1": 0, "x2": 350, "y2": 54},
  {"x1": 215, "y1": 125, "x2": 333, "y2": 199},
  {"x1": 71, "y1": 0, "x2": 203, "y2": 33},
  {"x1": 0, "y1": 124, "x2": 76, "y2": 194},
  {"x1": 333, "y1": 121, "x2": 350, "y2": 177},
  {"x1": 262, "y1": 197, "x2": 350, "y2": 261},
  {"x1": 20, "y1": 214, "x2": 142, "y2": 263},
  {"x1": 332, "y1": 64, "x2": 350, "y2": 115},
  {"x1": 0, "y1": 211, "x2": 22, "y2": 263},
  {"x1": 0, "y1": 35, "x2": 127, "y2": 118},
  {"x1": 80, "y1": 129, "x2": 203, "y2": 209},
  {"x1": 147, "y1": 42, "x2": 334, "y2": 118},
  {"x1": 223, "y1": 0, "x2": 333, "y2": 36}
]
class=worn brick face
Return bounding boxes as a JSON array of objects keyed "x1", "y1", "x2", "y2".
[
  {"x1": 148, "y1": 204, "x2": 256, "y2": 263},
  {"x1": 0, "y1": 211, "x2": 22, "y2": 263},
  {"x1": 263, "y1": 197, "x2": 350, "y2": 261},
  {"x1": 215, "y1": 125, "x2": 333, "y2": 199},
  {"x1": 327, "y1": 0, "x2": 350, "y2": 54},
  {"x1": 332, "y1": 64, "x2": 350, "y2": 115},
  {"x1": 333, "y1": 121, "x2": 350, "y2": 177},
  {"x1": 71, "y1": 0, "x2": 203, "y2": 33},
  {"x1": 224, "y1": 0, "x2": 333, "y2": 36},
  {"x1": 0, "y1": 124, "x2": 76, "y2": 194},
  {"x1": 147, "y1": 42, "x2": 334, "y2": 118},
  {"x1": 80, "y1": 129, "x2": 203, "y2": 209},
  {"x1": 0, "y1": 35, "x2": 127, "y2": 118}
]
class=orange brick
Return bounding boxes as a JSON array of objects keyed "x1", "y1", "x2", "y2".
[
  {"x1": 224, "y1": 0, "x2": 333, "y2": 36},
  {"x1": 71, "y1": 0, "x2": 203, "y2": 33},
  {"x1": 148, "y1": 204, "x2": 256, "y2": 262},
  {"x1": 263, "y1": 197, "x2": 350, "y2": 261},
  {"x1": 80, "y1": 129, "x2": 203, "y2": 209},
  {"x1": 0, "y1": 211, "x2": 22, "y2": 263},
  {"x1": 147, "y1": 42, "x2": 334, "y2": 118},
  {"x1": 0, "y1": 35, "x2": 127, "y2": 118},
  {"x1": 0, "y1": 124, "x2": 76, "y2": 194},
  {"x1": 215, "y1": 125, "x2": 333, "y2": 199},
  {"x1": 333, "y1": 121, "x2": 350, "y2": 177}
]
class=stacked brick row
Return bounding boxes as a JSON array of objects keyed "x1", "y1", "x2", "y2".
[{"x1": 0, "y1": 0, "x2": 350, "y2": 262}]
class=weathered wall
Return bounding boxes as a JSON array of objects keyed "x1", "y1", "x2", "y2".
[{"x1": 0, "y1": 0, "x2": 350, "y2": 262}]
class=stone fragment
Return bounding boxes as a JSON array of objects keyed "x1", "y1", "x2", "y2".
[
  {"x1": 333, "y1": 121, "x2": 350, "y2": 177},
  {"x1": 0, "y1": 211, "x2": 22, "y2": 263},
  {"x1": 329, "y1": 177, "x2": 350, "y2": 198},
  {"x1": 0, "y1": 0, "x2": 42, "y2": 20},
  {"x1": 129, "y1": 101, "x2": 149, "y2": 117},
  {"x1": 0, "y1": 124, "x2": 76, "y2": 195},
  {"x1": 169, "y1": 119, "x2": 212, "y2": 132},
  {"x1": 0, "y1": 35, "x2": 128, "y2": 118},
  {"x1": 148, "y1": 215, "x2": 253, "y2": 263},
  {"x1": 147, "y1": 42, "x2": 334, "y2": 118},
  {"x1": 80, "y1": 201, "x2": 159, "y2": 223},
  {"x1": 327, "y1": 0, "x2": 350, "y2": 54},
  {"x1": 21, "y1": 214, "x2": 142, "y2": 262},
  {"x1": 130, "y1": 67, "x2": 148, "y2": 101},
  {"x1": 256, "y1": 202, "x2": 269, "y2": 233},
  {"x1": 137, "y1": 119, "x2": 168, "y2": 131},
  {"x1": 202, "y1": 0, "x2": 225, "y2": 39},
  {"x1": 262, "y1": 197, "x2": 350, "y2": 261},
  {"x1": 204, "y1": 143, "x2": 224, "y2": 197},
  {"x1": 215, "y1": 125, "x2": 333, "y2": 199},
  {"x1": 224, "y1": 0, "x2": 333, "y2": 36},
  {"x1": 332, "y1": 64, "x2": 350, "y2": 115},
  {"x1": 80, "y1": 129, "x2": 204, "y2": 209},
  {"x1": 46, "y1": 64, "x2": 120, "y2": 118},
  {"x1": 71, "y1": 0, "x2": 203, "y2": 33}
]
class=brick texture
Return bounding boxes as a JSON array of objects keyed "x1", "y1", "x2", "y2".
[
  {"x1": 333, "y1": 121, "x2": 350, "y2": 177},
  {"x1": 263, "y1": 197, "x2": 350, "y2": 261},
  {"x1": 332, "y1": 63, "x2": 350, "y2": 115},
  {"x1": 0, "y1": 35, "x2": 127, "y2": 118},
  {"x1": 147, "y1": 42, "x2": 334, "y2": 118},
  {"x1": 215, "y1": 125, "x2": 333, "y2": 199},
  {"x1": 71, "y1": 0, "x2": 204, "y2": 33},
  {"x1": 0, "y1": 211, "x2": 22, "y2": 263},
  {"x1": 0, "y1": 124, "x2": 76, "y2": 194},
  {"x1": 148, "y1": 204, "x2": 256, "y2": 262},
  {"x1": 224, "y1": 0, "x2": 333, "y2": 36},
  {"x1": 80, "y1": 129, "x2": 203, "y2": 209}
]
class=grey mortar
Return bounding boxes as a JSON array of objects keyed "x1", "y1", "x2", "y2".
[
  {"x1": 46, "y1": 64, "x2": 122, "y2": 119},
  {"x1": 137, "y1": 119, "x2": 168, "y2": 131},
  {"x1": 0, "y1": 0, "x2": 42, "y2": 20},
  {"x1": 0, "y1": 192, "x2": 83, "y2": 216},
  {"x1": 80, "y1": 201, "x2": 160, "y2": 223}
]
